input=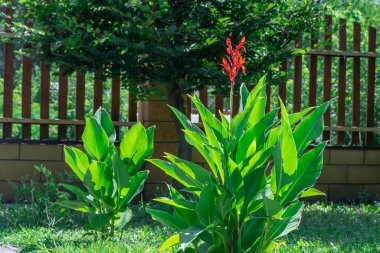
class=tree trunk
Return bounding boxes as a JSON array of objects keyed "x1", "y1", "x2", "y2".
[{"x1": 166, "y1": 82, "x2": 192, "y2": 188}]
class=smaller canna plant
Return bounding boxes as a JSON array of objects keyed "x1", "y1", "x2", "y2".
[
  {"x1": 147, "y1": 38, "x2": 331, "y2": 252},
  {"x1": 59, "y1": 107, "x2": 154, "y2": 237}
]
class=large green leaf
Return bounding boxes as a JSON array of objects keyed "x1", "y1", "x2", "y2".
[
  {"x1": 179, "y1": 225, "x2": 206, "y2": 251},
  {"x1": 64, "y1": 146, "x2": 89, "y2": 181},
  {"x1": 112, "y1": 153, "x2": 130, "y2": 199},
  {"x1": 170, "y1": 105, "x2": 204, "y2": 136},
  {"x1": 196, "y1": 184, "x2": 216, "y2": 224},
  {"x1": 94, "y1": 107, "x2": 116, "y2": 145},
  {"x1": 120, "y1": 170, "x2": 148, "y2": 208},
  {"x1": 159, "y1": 234, "x2": 180, "y2": 252},
  {"x1": 115, "y1": 209, "x2": 132, "y2": 230},
  {"x1": 293, "y1": 101, "x2": 331, "y2": 156},
  {"x1": 266, "y1": 202, "x2": 303, "y2": 242},
  {"x1": 300, "y1": 188, "x2": 326, "y2": 198},
  {"x1": 146, "y1": 208, "x2": 186, "y2": 230},
  {"x1": 58, "y1": 200, "x2": 91, "y2": 213},
  {"x1": 82, "y1": 117, "x2": 110, "y2": 160},
  {"x1": 120, "y1": 122, "x2": 148, "y2": 174},
  {"x1": 88, "y1": 213, "x2": 112, "y2": 230},
  {"x1": 154, "y1": 197, "x2": 196, "y2": 210},
  {"x1": 88, "y1": 161, "x2": 111, "y2": 192},
  {"x1": 280, "y1": 142, "x2": 326, "y2": 205},
  {"x1": 271, "y1": 99, "x2": 297, "y2": 195}
]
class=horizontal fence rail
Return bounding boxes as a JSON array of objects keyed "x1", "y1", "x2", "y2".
[{"x1": 187, "y1": 15, "x2": 379, "y2": 147}]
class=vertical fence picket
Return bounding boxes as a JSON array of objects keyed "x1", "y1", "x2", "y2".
[
  {"x1": 352, "y1": 22, "x2": 361, "y2": 145},
  {"x1": 215, "y1": 94, "x2": 223, "y2": 120},
  {"x1": 278, "y1": 60, "x2": 287, "y2": 117},
  {"x1": 75, "y1": 72, "x2": 85, "y2": 140},
  {"x1": 337, "y1": 18, "x2": 347, "y2": 145},
  {"x1": 366, "y1": 27, "x2": 376, "y2": 145},
  {"x1": 58, "y1": 66, "x2": 68, "y2": 140},
  {"x1": 265, "y1": 86, "x2": 271, "y2": 113},
  {"x1": 111, "y1": 75, "x2": 121, "y2": 137},
  {"x1": 199, "y1": 85, "x2": 208, "y2": 123},
  {"x1": 185, "y1": 93, "x2": 192, "y2": 119},
  {"x1": 323, "y1": 15, "x2": 332, "y2": 141},
  {"x1": 309, "y1": 32, "x2": 318, "y2": 107},
  {"x1": 128, "y1": 93, "x2": 137, "y2": 122},
  {"x1": 293, "y1": 36, "x2": 302, "y2": 113},
  {"x1": 93, "y1": 71, "x2": 103, "y2": 113},
  {"x1": 21, "y1": 47, "x2": 32, "y2": 140},
  {"x1": 232, "y1": 95, "x2": 239, "y2": 117},
  {"x1": 40, "y1": 62, "x2": 50, "y2": 140},
  {"x1": 3, "y1": 1, "x2": 14, "y2": 139}
]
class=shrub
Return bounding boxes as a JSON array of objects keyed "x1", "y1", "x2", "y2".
[
  {"x1": 147, "y1": 38, "x2": 330, "y2": 252},
  {"x1": 59, "y1": 107, "x2": 154, "y2": 237}
]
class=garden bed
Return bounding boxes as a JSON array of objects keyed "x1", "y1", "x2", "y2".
[{"x1": 0, "y1": 203, "x2": 379, "y2": 253}]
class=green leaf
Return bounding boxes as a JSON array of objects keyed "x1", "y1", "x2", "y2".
[
  {"x1": 170, "y1": 105, "x2": 204, "y2": 136},
  {"x1": 94, "y1": 107, "x2": 116, "y2": 145},
  {"x1": 300, "y1": 188, "x2": 326, "y2": 198},
  {"x1": 120, "y1": 122, "x2": 148, "y2": 175},
  {"x1": 82, "y1": 117, "x2": 110, "y2": 160},
  {"x1": 88, "y1": 161, "x2": 111, "y2": 192},
  {"x1": 196, "y1": 184, "x2": 216, "y2": 224},
  {"x1": 120, "y1": 171, "x2": 148, "y2": 208},
  {"x1": 58, "y1": 200, "x2": 91, "y2": 213},
  {"x1": 146, "y1": 208, "x2": 185, "y2": 230},
  {"x1": 279, "y1": 142, "x2": 326, "y2": 205},
  {"x1": 60, "y1": 183, "x2": 88, "y2": 201},
  {"x1": 115, "y1": 209, "x2": 132, "y2": 230},
  {"x1": 112, "y1": 153, "x2": 130, "y2": 191},
  {"x1": 293, "y1": 101, "x2": 331, "y2": 156},
  {"x1": 159, "y1": 234, "x2": 180, "y2": 252},
  {"x1": 88, "y1": 213, "x2": 112, "y2": 230},
  {"x1": 154, "y1": 197, "x2": 196, "y2": 210},
  {"x1": 179, "y1": 225, "x2": 206, "y2": 251},
  {"x1": 263, "y1": 195, "x2": 282, "y2": 217},
  {"x1": 64, "y1": 146, "x2": 89, "y2": 181},
  {"x1": 240, "y1": 84, "x2": 250, "y2": 110}
]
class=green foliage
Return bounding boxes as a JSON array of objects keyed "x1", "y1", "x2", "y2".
[
  {"x1": 60, "y1": 107, "x2": 154, "y2": 237},
  {"x1": 7, "y1": 164, "x2": 78, "y2": 227},
  {"x1": 147, "y1": 76, "x2": 330, "y2": 252},
  {"x1": 12, "y1": 0, "x2": 324, "y2": 98}
]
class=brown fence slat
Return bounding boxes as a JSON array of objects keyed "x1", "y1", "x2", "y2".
[
  {"x1": 337, "y1": 18, "x2": 347, "y2": 145},
  {"x1": 128, "y1": 93, "x2": 137, "y2": 122},
  {"x1": 75, "y1": 72, "x2": 85, "y2": 140},
  {"x1": 352, "y1": 22, "x2": 361, "y2": 145},
  {"x1": 366, "y1": 27, "x2": 376, "y2": 145},
  {"x1": 323, "y1": 15, "x2": 332, "y2": 141},
  {"x1": 309, "y1": 32, "x2": 318, "y2": 107},
  {"x1": 185, "y1": 93, "x2": 192, "y2": 119},
  {"x1": 111, "y1": 75, "x2": 120, "y2": 137},
  {"x1": 215, "y1": 94, "x2": 223, "y2": 120},
  {"x1": 278, "y1": 60, "x2": 287, "y2": 112},
  {"x1": 3, "y1": 1, "x2": 14, "y2": 139},
  {"x1": 293, "y1": 35, "x2": 302, "y2": 113},
  {"x1": 199, "y1": 85, "x2": 208, "y2": 106},
  {"x1": 232, "y1": 94, "x2": 239, "y2": 117},
  {"x1": 58, "y1": 66, "x2": 68, "y2": 140},
  {"x1": 40, "y1": 63, "x2": 50, "y2": 140},
  {"x1": 93, "y1": 71, "x2": 103, "y2": 113},
  {"x1": 21, "y1": 34, "x2": 33, "y2": 140},
  {"x1": 265, "y1": 86, "x2": 271, "y2": 113}
]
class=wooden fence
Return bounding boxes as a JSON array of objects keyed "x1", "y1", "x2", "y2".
[
  {"x1": 1, "y1": 10, "x2": 379, "y2": 146},
  {"x1": 189, "y1": 15, "x2": 380, "y2": 146},
  {"x1": 0, "y1": 1, "x2": 137, "y2": 142}
]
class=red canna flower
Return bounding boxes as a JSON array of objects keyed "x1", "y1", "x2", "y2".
[{"x1": 222, "y1": 37, "x2": 246, "y2": 88}]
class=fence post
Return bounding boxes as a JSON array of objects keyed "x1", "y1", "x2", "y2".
[
  {"x1": 293, "y1": 35, "x2": 302, "y2": 113},
  {"x1": 75, "y1": 72, "x2": 85, "y2": 140},
  {"x1": 58, "y1": 66, "x2": 68, "y2": 140},
  {"x1": 323, "y1": 15, "x2": 332, "y2": 141},
  {"x1": 352, "y1": 22, "x2": 361, "y2": 145},
  {"x1": 337, "y1": 18, "x2": 347, "y2": 145},
  {"x1": 3, "y1": 0, "x2": 14, "y2": 139},
  {"x1": 366, "y1": 26, "x2": 376, "y2": 145}
]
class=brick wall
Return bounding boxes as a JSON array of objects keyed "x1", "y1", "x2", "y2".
[{"x1": 0, "y1": 99, "x2": 379, "y2": 202}]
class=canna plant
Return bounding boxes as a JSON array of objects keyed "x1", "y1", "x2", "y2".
[
  {"x1": 59, "y1": 107, "x2": 154, "y2": 237},
  {"x1": 147, "y1": 38, "x2": 331, "y2": 252}
]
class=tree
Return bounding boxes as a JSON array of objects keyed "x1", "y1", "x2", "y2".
[{"x1": 13, "y1": 0, "x2": 325, "y2": 161}]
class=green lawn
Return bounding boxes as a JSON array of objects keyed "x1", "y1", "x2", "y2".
[{"x1": 0, "y1": 203, "x2": 379, "y2": 253}]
